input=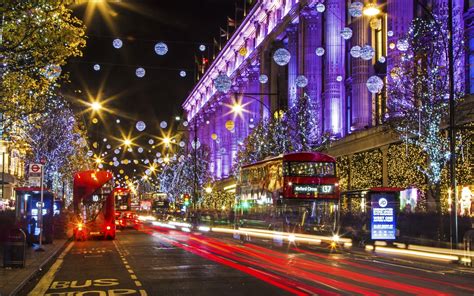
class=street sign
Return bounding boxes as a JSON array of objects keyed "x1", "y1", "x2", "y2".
[{"x1": 29, "y1": 164, "x2": 43, "y2": 174}]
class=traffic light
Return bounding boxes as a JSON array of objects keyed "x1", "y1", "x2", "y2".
[{"x1": 183, "y1": 194, "x2": 190, "y2": 206}]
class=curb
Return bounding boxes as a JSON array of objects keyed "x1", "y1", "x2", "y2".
[{"x1": 9, "y1": 239, "x2": 70, "y2": 296}]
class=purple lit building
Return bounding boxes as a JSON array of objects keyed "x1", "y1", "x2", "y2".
[{"x1": 182, "y1": 0, "x2": 472, "y2": 189}]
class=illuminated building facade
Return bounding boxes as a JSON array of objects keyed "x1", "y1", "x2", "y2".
[{"x1": 182, "y1": 0, "x2": 472, "y2": 184}]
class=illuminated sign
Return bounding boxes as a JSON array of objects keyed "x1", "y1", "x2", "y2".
[
  {"x1": 293, "y1": 184, "x2": 334, "y2": 194},
  {"x1": 371, "y1": 193, "x2": 396, "y2": 240}
]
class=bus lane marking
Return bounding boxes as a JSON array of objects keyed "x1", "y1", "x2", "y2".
[
  {"x1": 113, "y1": 239, "x2": 148, "y2": 293},
  {"x1": 28, "y1": 241, "x2": 75, "y2": 296}
]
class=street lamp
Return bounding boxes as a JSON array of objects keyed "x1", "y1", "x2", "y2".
[
  {"x1": 231, "y1": 103, "x2": 244, "y2": 114},
  {"x1": 162, "y1": 136, "x2": 171, "y2": 148},
  {"x1": 122, "y1": 138, "x2": 132, "y2": 147},
  {"x1": 363, "y1": 3, "x2": 381, "y2": 16},
  {"x1": 90, "y1": 101, "x2": 102, "y2": 112}
]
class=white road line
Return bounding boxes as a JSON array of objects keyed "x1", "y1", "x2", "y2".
[{"x1": 28, "y1": 242, "x2": 75, "y2": 296}]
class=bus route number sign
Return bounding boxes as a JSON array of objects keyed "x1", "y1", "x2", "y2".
[
  {"x1": 293, "y1": 184, "x2": 334, "y2": 194},
  {"x1": 371, "y1": 192, "x2": 396, "y2": 240}
]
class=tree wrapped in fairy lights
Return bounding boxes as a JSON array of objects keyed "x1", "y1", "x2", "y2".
[
  {"x1": 387, "y1": 16, "x2": 464, "y2": 213},
  {"x1": 17, "y1": 96, "x2": 90, "y2": 190},
  {"x1": 0, "y1": 0, "x2": 86, "y2": 132},
  {"x1": 287, "y1": 93, "x2": 320, "y2": 151},
  {"x1": 158, "y1": 144, "x2": 211, "y2": 203}
]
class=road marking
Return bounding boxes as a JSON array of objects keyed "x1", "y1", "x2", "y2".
[
  {"x1": 134, "y1": 280, "x2": 142, "y2": 287},
  {"x1": 127, "y1": 269, "x2": 134, "y2": 274},
  {"x1": 139, "y1": 289, "x2": 148, "y2": 296},
  {"x1": 125, "y1": 264, "x2": 131, "y2": 269},
  {"x1": 28, "y1": 242, "x2": 75, "y2": 296},
  {"x1": 130, "y1": 274, "x2": 137, "y2": 280}
]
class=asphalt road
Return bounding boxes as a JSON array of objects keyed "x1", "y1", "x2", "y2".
[{"x1": 26, "y1": 225, "x2": 474, "y2": 296}]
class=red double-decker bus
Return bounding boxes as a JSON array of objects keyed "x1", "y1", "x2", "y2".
[
  {"x1": 114, "y1": 188, "x2": 132, "y2": 212},
  {"x1": 73, "y1": 170, "x2": 116, "y2": 240},
  {"x1": 236, "y1": 152, "x2": 339, "y2": 234}
]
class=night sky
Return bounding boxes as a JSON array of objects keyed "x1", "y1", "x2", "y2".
[
  {"x1": 62, "y1": 0, "x2": 240, "y2": 179},
  {"x1": 64, "y1": 0, "x2": 236, "y2": 140}
]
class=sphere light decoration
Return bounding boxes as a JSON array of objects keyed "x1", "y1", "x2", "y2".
[
  {"x1": 191, "y1": 140, "x2": 201, "y2": 149},
  {"x1": 154, "y1": 42, "x2": 168, "y2": 55},
  {"x1": 273, "y1": 48, "x2": 291, "y2": 66},
  {"x1": 316, "y1": 3, "x2": 326, "y2": 12},
  {"x1": 349, "y1": 1, "x2": 364, "y2": 17},
  {"x1": 396, "y1": 38, "x2": 409, "y2": 51},
  {"x1": 98, "y1": 164, "x2": 103, "y2": 169},
  {"x1": 138, "y1": 147, "x2": 144, "y2": 153},
  {"x1": 136, "y1": 121, "x2": 146, "y2": 131},
  {"x1": 87, "y1": 150, "x2": 93, "y2": 157},
  {"x1": 148, "y1": 139, "x2": 154, "y2": 145},
  {"x1": 336, "y1": 75, "x2": 343, "y2": 82},
  {"x1": 116, "y1": 119, "x2": 120, "y2": 124},
  {"x1": 378, "y1": 56, "x2": 386, "y2": 63},
  {"x1": 114, "y1": 149, "x2": 120, "y2": 154},
  {"x1": 93, "y1": 64, "x2": 101, "y2": 71},
  {"x1": 225, "y1": 120, "x2": 235, "y2": 131},
  {"x1": 389, "y1": 42, "x2": 396, "y2": 49},
  {"x1": 387, "y1": 30, "x2": 394, "y2": 37},
  {"x1": 213, "y1": 74, "x2": 232, "y2": 93},
  {"x1": 92, "y1": 118, "x2": 98, "y2": 124},
  {"x1": 315, "y1": 47, "x2": 325, "y2": 56},
  {"x1": 156, "y1": 152, "x2": 161, "y2": 157},
  {"x1": 113, "y1": 157, "x2": 117, "y2": 161},
  {"x1": 350, "y1": 45, "x2": 362, "y2": 58},
  {"x1": 211, "y1": 133, "x2": 218, "y2": 140},
  {"x1": 295, "y1": 75, "x2": 308, "y2": 88},
  {"x1": 199, "y1": 44, "x2": 206, "y2": 52},
  {"x1": 145, "y1": 169, "x2": 151, "y2": 175},
  {"x1": 113, "y1": 161, "x2": 119, "y2": 167},
  {"x1": 183, "y1": 121, "x2": 189, "y2": 127},
  {"x1": 360, "y1": 45, "x2": 375, "y2": 60},
  {"x1": 160, "y1": 121, "x2": 167, "y2": 129},
  {"x1": 43, "y1": 64, "x2": 62, "y2": 80},
  {"x1": 106, "y1": 144, "x2": 111, "y2": 149},
  {"x1": 112, "y1": 38, "x2": 123, "y2": 49},
  {"x1": 179, "y1": 141, "x2": 186, "y2": 147},
  {"x1": 259, "y1": 74, "x2": 268, "y2": 84},
  {"x1": 238, "y1": 47, "x2": 248, "y2": 56},
  {"x1": 135, "y1": 67, "x2": 146, "y2": 78},
  {"x1": 366, "y1": 75, "x2": 384, "y2": 94},
  {"x1": 220, "y1": 147, "x2": 227, "y2": 154},
  {"x1": 179, "y1": 70, "x2": 186, "y2": 77},
  {"x1": 127, "y1": 148, "x2": 133, "y2": 152},
  {"x1": 340, "y1": 27, "x2": 353, "y2": 40},
  {"x1": 158, "y1": 158, "x2": 163, "y2": 164}
]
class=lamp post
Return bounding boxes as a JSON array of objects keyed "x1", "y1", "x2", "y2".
[{"x1": 231, "y1": 92, "x2": 277, "y2": 115}]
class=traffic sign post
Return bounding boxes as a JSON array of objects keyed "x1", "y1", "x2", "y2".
[{"x1": 30, "y1": 163, "x2": 45, "y2": 252}]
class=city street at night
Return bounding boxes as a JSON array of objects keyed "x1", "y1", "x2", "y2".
[
  {"x1": 22, "y1": 225, "x2": 474, "y2": 296},
  {"x1": 1, "y1": 0, "x2": 473, "y2": 295}
]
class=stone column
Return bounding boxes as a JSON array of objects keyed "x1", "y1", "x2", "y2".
[
  {"x1": 301, "y1": 8, "x2": 323, "y2": 138},
  {"x1": 324, "y1": 0, "x2": 345, "y2": 136},
  {"x1": 351, "y1": 4, "x2": 371, "y2": 130},
  {"x1": 287, "y1": 24, "x2": 299, "y2": 108}
]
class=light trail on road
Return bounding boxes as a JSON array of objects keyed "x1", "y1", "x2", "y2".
[{"x1": 144, "y1": 224, "x2": 472, "y2": 296}]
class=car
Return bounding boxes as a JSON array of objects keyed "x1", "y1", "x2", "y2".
[{"x1": 116, "y1": 211, "x2": 140, "y2": 229}]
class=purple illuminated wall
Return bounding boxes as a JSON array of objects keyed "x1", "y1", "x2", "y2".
[{"x1": 183, "y1": 0, "x2": 468, "y2": 180}]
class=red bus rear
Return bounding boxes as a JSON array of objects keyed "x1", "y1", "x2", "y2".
[
  {"x1": 237, "y1": 152, "x2": 339, "y2": 234},
  {"x1": 73, "y1": 170, "x2": 115, "y2": 240}
]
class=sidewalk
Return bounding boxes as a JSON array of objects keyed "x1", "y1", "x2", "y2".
[{"x1": 0, "y1": 239, "x2": 68, "y2": 296}]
